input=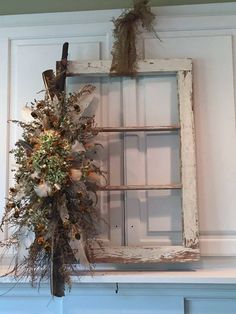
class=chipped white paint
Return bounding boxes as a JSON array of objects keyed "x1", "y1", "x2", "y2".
[
  {"x1": 66, "y1": 59, "x2": 192, "y2": 76},
  {"x1": 177, "y1": 69, "x2": 199, "y2": 249},
  {"x1": 67, "y1": 58, "x2": 200, "y2": 263},
  {"x1": 92, "y1": 245, "x2": 200, "y2": 263}
]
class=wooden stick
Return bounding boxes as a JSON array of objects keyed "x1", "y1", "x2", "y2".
[
  {"x1": 94, "y1": 125, "x2": 180, "y2": 132},
  {"x1": 99, "y1": 184, "x2": 182, "y2": 191},
  {"x1": 56, "y1": 42, "x2": 69, "y2": 94},
  {"x1": 49, "y1": 42, "x2": 69, "y2": 298},
  {"x1": 42, "y1": 43, "x2": 69, "y2": 101},
  {"x1": 42, "y1": 69, "x2": 57, "y2": 101}
]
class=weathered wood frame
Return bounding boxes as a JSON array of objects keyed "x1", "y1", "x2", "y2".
[{"x1": 65, "y1": 58, "x2": 200, "y2": 263}]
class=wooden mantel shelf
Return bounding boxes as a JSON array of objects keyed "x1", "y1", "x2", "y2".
[
  {"x1": 74, "y1": 269, "x2": 236, "y2": 285},
  {"x1": 0, "y1": 269, "x2": 236, "y2": 285}
]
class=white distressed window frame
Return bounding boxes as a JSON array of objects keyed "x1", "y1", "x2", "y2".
[{"x1": 64, "y1": 58, "x2": 199, "y2": 263}]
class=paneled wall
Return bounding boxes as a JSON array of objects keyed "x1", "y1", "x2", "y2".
[{"x1": 0, "y1": 3, "x2": 236, "y2": 313}]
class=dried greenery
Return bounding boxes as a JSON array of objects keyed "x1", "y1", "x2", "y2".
[
  {"x1": 110, "y1": 0, "x2": 158, "y2": 76},
  {"x1": 0, "y1": 84, "x2": 104, "y2": 297}
]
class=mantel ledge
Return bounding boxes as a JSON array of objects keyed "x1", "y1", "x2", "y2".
[
  {"x1": 1, "y1": 269, "x2": 236, "y2": 285},
  {"x1": 73, "y1": 269, "x2": 236, "y2": 284}
]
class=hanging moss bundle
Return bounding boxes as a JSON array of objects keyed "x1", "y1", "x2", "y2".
[{"x1": 110, "y1": 0, "x2": 158, "y2": 76}]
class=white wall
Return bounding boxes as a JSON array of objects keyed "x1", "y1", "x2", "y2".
[{"x1": 0, "y1": 2, "x2": 236, "y2": 313}]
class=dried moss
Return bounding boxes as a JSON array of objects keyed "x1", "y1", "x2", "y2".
[{"x1": 110, "y1": 0, "x2": 158, "y2": 76}]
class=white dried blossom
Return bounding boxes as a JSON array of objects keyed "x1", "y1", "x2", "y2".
[
  {"x1": 34, "y1": 182, "x2": 52, "y2": 197},
  {"x1": 21, "y1": 106, "x2": 34, "y2": 123}
]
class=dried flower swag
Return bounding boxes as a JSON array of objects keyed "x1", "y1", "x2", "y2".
[{"x1": 0, "y1": 84, "x2": 104, "y2": 297}]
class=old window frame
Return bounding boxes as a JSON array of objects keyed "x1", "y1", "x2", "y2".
[{"x1": 63, "y1": 58, "x2": 199, "y2": 263}]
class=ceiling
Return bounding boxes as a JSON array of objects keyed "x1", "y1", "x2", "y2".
[{"x1": 0, "y1": 0, "x2": 234, "y2": 15}]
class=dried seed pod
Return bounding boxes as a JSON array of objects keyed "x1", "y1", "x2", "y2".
[
  {"x1": 37, "y1": 236, "x2": 45, "y2": 245},
  {"x1": 70, "y1": 169, "x2": 82, "y2": 182},
  {"x1": 63, "y1": 219, "x2": 70, "y2": 228},
  {"x1": 13, "y1": 210, "x2": 20, "y2": 218},
  {"x1": 9, "y1": 188, "x2": 17, "y2": 194},
  {"x1": 31, "y1": 111, "x2": 38, "y2": 119},
  {"x1": 75, "y1": 233, "x2": 81, "y2": 240},
  {"x1": 36, "y1": 223, "x2": 45, "y2": 232},
  {"x1": 44, "y1": 242, "x2": 51, "y2": 252},
  {"x1": 6, "y1": 202, "x2": 16, "y2": 209}
]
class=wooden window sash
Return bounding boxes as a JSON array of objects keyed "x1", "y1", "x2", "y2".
[{"x1": 61, "y1": 58, "x2": 200, "y2": 263}]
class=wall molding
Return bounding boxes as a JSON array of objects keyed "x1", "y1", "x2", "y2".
[{"x1": 0, "y1": 3, "x2": 236, "y2": 32}]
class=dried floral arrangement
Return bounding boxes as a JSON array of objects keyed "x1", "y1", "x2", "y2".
[
  {"x1": 0, "y1": 83, "x2": 105, "y2": 297},
  {"x1": 110, "y1": 0, "x2": 159, "y2": 76}
]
